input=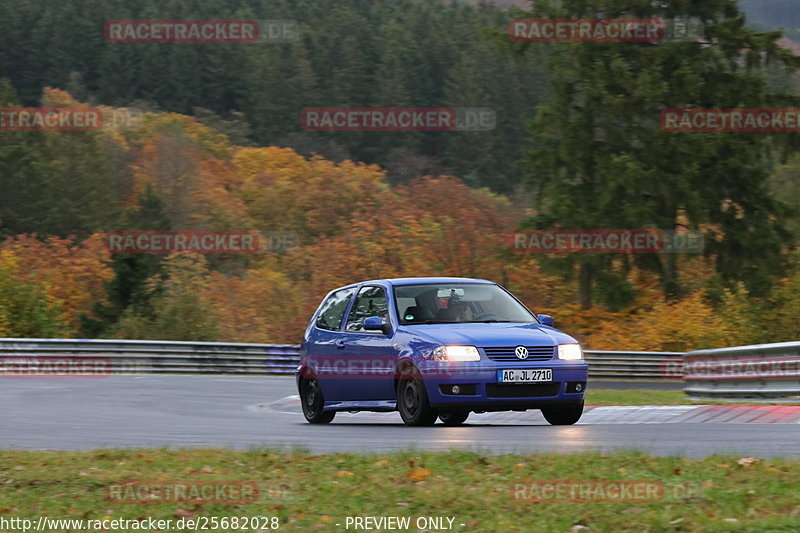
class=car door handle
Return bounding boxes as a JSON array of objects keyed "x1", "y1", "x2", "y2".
[{"x1": 335, "y1": 339, "x2": 346, "y2": 349}]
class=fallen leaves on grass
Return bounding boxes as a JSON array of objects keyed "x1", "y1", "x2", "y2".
[
  {"x1": 407, "y1": 468, "x2": 433, "y2": 482},
  {"x1": 736, "y1": 457, "x2": 760, "y2": 468}
]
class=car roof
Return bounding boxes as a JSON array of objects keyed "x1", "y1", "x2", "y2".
[{"x1": 342, "y1": 277, "x2": 494, "y2": 289}]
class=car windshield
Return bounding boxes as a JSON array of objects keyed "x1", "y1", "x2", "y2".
[{"x1": 394, "y1": 283, "x2": 536, "y2": 325}]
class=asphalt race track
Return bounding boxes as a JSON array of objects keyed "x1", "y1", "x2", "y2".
[{"x1": 1, "y1": 376, "x2": 798, "y2": 457}]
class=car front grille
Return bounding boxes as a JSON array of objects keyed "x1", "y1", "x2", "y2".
[
  {"x1": 485, "y1": 383, "x2": 560, "y2": 398},
  {"x1": 482, "y1": 346, "x2": 555, "y2": 362}
]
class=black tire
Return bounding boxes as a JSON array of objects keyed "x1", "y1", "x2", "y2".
[
  {"x1": 541, "y1": 401, "x2": 584, "y2": 426},
  {"x1": 438, "y1": 410, "x2": 470, "y2": 426},
  {"x1": 397, "y1": 368, "x2": 438, "y2": 426},
  {"x1": 300, "y1": 378, "x2": 335, "y2": 424}
]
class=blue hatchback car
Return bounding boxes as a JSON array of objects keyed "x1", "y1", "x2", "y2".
[{"x1": 297, "y1": 277, "x2": 588, "y2": 426}]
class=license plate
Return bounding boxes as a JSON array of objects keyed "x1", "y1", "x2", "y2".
[{"x1": 497, "y1": 368, "x2": 552, "y2": 383}]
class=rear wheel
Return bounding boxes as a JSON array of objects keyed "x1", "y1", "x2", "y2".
[
  {"x1": 541, "y1": 401, "x2": 584, "y2": 426},
  {"x1": 300, "y1": 378, "x2": 335, "y2": 424},
  {"x1": 438, "y1": 410, "x2": 469, "y2": 426},
  {"x1": 397, "y1": 369, "x2": 438, "y2": 426}
]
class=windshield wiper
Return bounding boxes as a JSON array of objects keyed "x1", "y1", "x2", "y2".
[{"x1": 462, "y1": 319, "x2": 512, "y2": 323}]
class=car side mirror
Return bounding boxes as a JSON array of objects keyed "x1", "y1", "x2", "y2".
[
  {"x1": 537, "y1": 314, "x2": 553, "y2": 326},
  {"x1": 363, "y1": 316, "x2": 390, "y2": 334}
]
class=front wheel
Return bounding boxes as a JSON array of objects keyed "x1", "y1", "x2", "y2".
[
  {"x1": 438, "y1": 410, "x2": 469, "y2": 426},
  {"x1": 397, "y1": 369, "x2": 438, "y2": 426},
  {"x1": 541, "y1": 401, "x2": 584, "y2": 426},
  {"x1": 300, "y1": 378, "x2": 335, "y2": 424}
]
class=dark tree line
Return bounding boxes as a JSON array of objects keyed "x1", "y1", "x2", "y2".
[
  {"x1": 1, "y1": 0, "x2": 798, "y2": 316},
  {"x1": 514, "y1": 0, "x2": 800, "y2": 308},
  {"x1": 0, "y1": 0, "x2": 547, "y2": 192}
]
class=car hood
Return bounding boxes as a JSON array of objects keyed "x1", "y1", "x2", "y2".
[{"x1": 397, "y1": 322, "x2": 578, "y2": 347}]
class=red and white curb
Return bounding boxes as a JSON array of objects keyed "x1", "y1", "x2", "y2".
[
  {"x1": 259, "y1": 396, "x2": 800, "y2": 424},
  {"x1": 579, "y1": 405, "x2": 800, "y2": 424}
]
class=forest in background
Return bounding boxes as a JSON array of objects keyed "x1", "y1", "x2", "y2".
[
  {"x1": 0, "y1": 0, "x2": 545, "y2": 193},
  {"x1": 0, "y1": 0, "x2": 798, "y2": 349}
]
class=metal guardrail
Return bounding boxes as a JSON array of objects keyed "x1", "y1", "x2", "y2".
[
  {"x1": 0, "y1": 338, "x2": 300, "y2": 375},
  {"x1": 5, "y1": 339, "x2": 797, "y2": 396},
  {"x1": 683, "y1": 342, "x2": 800, "y2": 400},
  {"x1": 0, "y1": 338, "x2": 683, "y2": 379},
  {"x1": 584, "y1": 350, "x2": 683, "y2": 379}
]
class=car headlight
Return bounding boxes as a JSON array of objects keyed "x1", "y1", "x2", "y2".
[
  {"x1": 433, "y1": 345, "x2": 481, "y2": 362},
  {"x1": 558, "y1": 344, "x2": 583, "y2": 360}
]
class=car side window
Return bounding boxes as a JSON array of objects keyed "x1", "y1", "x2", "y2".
[
  {"x1": 315, "y1": 288, "x2": 356, "y2": 331},
  {"x1": 345, "y1": 286, "x2": 389, "y2": 332}
]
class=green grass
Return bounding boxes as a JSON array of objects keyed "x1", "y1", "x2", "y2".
[
  {"x1": 586, "y1": 386, "x2": 800, "y2": 406},
  {"x1": 1, "y1": 449, "x2": 799, "y2": 532},
  {"x1": 586, "y1": 388, "x2": 690, "y2": 406}
]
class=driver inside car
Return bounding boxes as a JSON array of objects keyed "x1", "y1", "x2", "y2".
[{"x1": 434, "y1": 298, "x2": 471, "y2": 322}]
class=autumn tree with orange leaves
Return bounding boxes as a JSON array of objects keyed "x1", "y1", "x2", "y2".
[{"x1": 0, "y1": 96, "x2": 795, "y2": 348}]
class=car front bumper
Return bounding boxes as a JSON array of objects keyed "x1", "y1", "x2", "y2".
[{"x1": 417, "y1": 360, "x2": 588, "y2": 410}]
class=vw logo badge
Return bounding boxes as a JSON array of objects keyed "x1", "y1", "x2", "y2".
[{"x1": 515, "y1": 346, "x2": 528, "y2": 359}]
